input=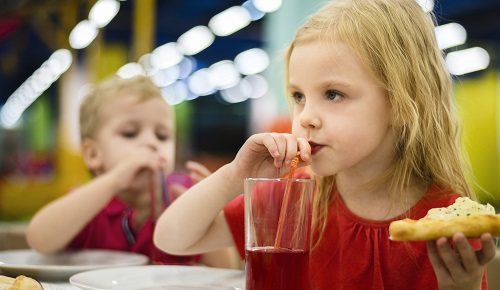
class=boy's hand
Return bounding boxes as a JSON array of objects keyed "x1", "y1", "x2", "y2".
[
  {"x1": 185, "y1": 160, "x2": 212, "y2": 183},
  {"x1": 427, "y1": 232, "x2": 496, "y2": 290},
  {"x1": 107, "y1": 148, "x2": 163, "y2": 192},
  {"x1": 168, "y1": 161, "x2": 212, "y2": 200},
  {"x1": 230, "y1": 133, "x2": 311, "y2": 179}
]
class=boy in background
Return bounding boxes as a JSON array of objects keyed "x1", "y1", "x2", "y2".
[{"x1": 26, "y1": 75, "x2": 238, "y2": 268}]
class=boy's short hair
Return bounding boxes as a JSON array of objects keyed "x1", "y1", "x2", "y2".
[{"x1": 79, "y1": 75, "x2": 165, "y2": 140}]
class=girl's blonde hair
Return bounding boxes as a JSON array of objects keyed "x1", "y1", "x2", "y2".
[
  {"x1": 79, "y1": 75, "x2": 166, "y2": 140},
  {"x1": 284, "y1": 0, "x2": 473, "y2": 239}
]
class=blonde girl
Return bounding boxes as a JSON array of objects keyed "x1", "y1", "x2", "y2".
[{"x1": 154, "y1": 0, "x2": 496, "y2": 289}]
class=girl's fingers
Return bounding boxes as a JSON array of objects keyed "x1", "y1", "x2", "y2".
[
  {"x1": 297, "y1": 137, "x2": 311, "y2": 162},
  {"x1": 283, "y1": 134, "x2": 299, "y2": 165},
  {"x1": 477, "y1": 233, "x2": 496, "y2": 266},
  {"x1": 453, "y1": 233, "x2": 478, "y2": 272},
  {"x1": 261, "y1": 133, "x2": 283, "y2": 164},
  {"x1": 436, "y1": 237, "x2": 465, "y2": 276},
  {"x1": 259, "y1": 133, "x2": 307, "y2": 168},
  {"x1": 427, "y1": 239, "x2": 451, "y2": 276},
  {"x1": 262, "y1": 133, "x2": 288, "y2": 167}
]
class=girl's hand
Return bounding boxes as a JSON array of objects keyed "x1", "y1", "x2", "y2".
[
  {"x1": 168, "y1": 161, "x2": 212, "y2": 199},
  {"x1": 427, "y1": 232, "x2": 496, "y2": 290},
  {"x1": 230, "y1": 133, "x2": 311, "y2": 179}
]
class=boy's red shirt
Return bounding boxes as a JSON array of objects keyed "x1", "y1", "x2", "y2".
[
  {"x1": 224, "y1": 182, "x2": 488, "y2": 290},
  {"x1": 68, "y1": 197, "x2": 201, "y2": 265}
]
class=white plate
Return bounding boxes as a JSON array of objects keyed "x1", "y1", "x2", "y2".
[
  {"x1": 70, "y1": 265, "x2": 245, "y2": 290},
  {"x1": 0, "y1": 249, "x2": 148, "y2": 281}
]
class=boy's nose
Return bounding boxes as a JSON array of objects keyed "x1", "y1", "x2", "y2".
[{"x1": 142, "y1": 132, "x2": 159, "y2": 151}]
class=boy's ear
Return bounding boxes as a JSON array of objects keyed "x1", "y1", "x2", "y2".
[{"x1": 81, "y1": 138, "x2": 102, "y2": 172}]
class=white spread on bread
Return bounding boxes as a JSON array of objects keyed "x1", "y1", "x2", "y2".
[{"x1": 425, "y1": 197, "x2": 495, "y2": 220}]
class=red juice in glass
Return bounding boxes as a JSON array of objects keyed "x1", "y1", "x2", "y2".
[{"x1": 245, "y1": 247, "x2": 310, "y2": 290}]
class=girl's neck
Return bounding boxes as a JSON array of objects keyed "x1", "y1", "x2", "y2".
[{"x1": 336, "y1": 174, "x2": 428, "y2": 220}]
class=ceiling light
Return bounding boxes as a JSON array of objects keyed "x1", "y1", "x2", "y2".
[
  {"x1": 445, "y1": 47, "x2": 490, "y2": 76},
  {"x1": 435, "y1": 23, "x2": 467, "y2": 50},
  {"x1": 151, "y1": 42, "x2": 183, "y2": 70},
  {"x1": 235, "y1": 48, "x2": 269, "y2": 75},
  {"x1": 69, "y1": 20, "x2": 98, "y2": 49},
  {"x1": 177, "y1": 26, "x2": 215, "y2": 55},
  {"x1": 187, "y1": 69, "x2": 216, "y2": 96},
  {"x1": 117, "y1": 63, "x2": 145, "y2": 79},
  {"x1": 89, "y1": 0, "x2": 120, "y2": 28},
  {"x1": 252, "y1": 0, "x2": 282, "y2": 13},
  {"x1": 208, "y1": 6, "x2": 251, "y2": 37},
  {"x1": 415, "y1": 0, "x2": 434, "y2": 13},
  {"x1": 208, "y1": 60, "x2": 240, "y2": 89}
]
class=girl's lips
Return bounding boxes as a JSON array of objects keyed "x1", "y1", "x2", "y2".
[{"x1": 308, "y1": 141, "x2": 324, "y2": 155}]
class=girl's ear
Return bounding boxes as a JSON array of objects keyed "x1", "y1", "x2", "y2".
[{"x1": 81, "y1": 138, "x2": 103, "y2": 173}]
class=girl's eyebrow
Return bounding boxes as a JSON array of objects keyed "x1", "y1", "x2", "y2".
[
  {"x1": 288, "y1": 79, "x2": 352, "y2": 91},
  {"x1": 325, "y1": 79, "x2": 352, "y2": 89}
]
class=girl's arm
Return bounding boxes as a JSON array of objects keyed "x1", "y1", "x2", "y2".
[
  {"x1": 154, "y1": 133, "x2": 311, "y2": 255},
  {"x1": 427, "y1": 232, "x2": 496, "y2": 290},
  {"x1": 200, "y1": 246, "x2": 242, "y2": 269},
  {"x1": 154, "y1": 164, "x2": 242, "y2": 255}
]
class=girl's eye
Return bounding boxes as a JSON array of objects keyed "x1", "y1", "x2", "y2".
[
  {"x1": 291, "y1": 92, "x2": 305, "y2": 104},
  {"x1": 326, "y1": 90, "x2": 342, "y2": 101}
]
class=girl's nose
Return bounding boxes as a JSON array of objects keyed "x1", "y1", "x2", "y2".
[{"x1": 299, "y1": 101, "x2": 321, "y2": 129}]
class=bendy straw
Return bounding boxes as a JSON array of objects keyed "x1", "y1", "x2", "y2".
[{"x1": 274, "y1": 156, "x2": 299, "y2": 248}]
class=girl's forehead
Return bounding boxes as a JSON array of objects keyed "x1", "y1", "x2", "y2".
[{"x1": 289, "y1": 41, "x2": 362, "y2": 74}]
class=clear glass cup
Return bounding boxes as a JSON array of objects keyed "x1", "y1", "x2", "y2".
[{"x1": 244, "y1": 177, "x2": 314, "y2": 290}]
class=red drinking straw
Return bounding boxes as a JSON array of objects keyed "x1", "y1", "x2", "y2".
[
  {"x1": 149, "y1": 176, "x2": 157, "y2": 220},
  {"x1": 274, "y1": 156, "x2": 299, "y2": 248}
]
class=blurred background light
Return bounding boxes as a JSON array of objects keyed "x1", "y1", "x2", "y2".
[
  {"x1": 242, "y1": 1, "x2": 265, "y2": 21},
  {"x1": 445, "y1": 47, "x2": 490, "y2": 76},
  {"x1": 69, "y1": 20, "x2": 98, "y2": 49},
  {"x1": 89, "y1": 0, "x2": 120, "y2": 28},
  {"x1": 435, "y1": 23, "x2": 467, "y2": 50},
  {"x1": 151, "y1": 42, "x2": 183, "y2": 70},
  {"x1": 177, "y1": 26, "x2": 215, "y2": 56},
  {"x1": 208, "y1": 6, "x2": 251, "y2": 36},
  {"x1": 117, "y1": 63, "x2": 146, "y2": 79},
  {"x1": 416, "y1": 0, "x2": 434, "y2": 13},
  {"x1": 234, "y1": 48, "x2": 269, "y2": 75},
  {"x1": 220, "y1": 80, "x2": 250, "y2": 103},
  {"x1": 208, "y1": 60, "x2": 241, "y2": 89},
  {"x1": 1, "y1": 49, "x2": 73, "y2": 128},
  {"x1": 188, "y1": 68, "x2": 216, "y2": 96},
  {"x1": 151, "y1": 66, "x2": 180, "y2": 87},
  {"x1": 162, "y1": 81, "x2": 190, "y2": 105},
  {"x1": 252, "y1": 0, "x2": 283, "y2": 13},
  {"x1": 243, "y1": 74, "x2": 269, "y2": 99},
  {"x1": 177, "y1": 57, "x2": 197, "y2": 79}
]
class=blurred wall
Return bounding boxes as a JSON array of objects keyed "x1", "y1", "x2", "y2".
[{"x1": 456, "y1": 71, "x2": 500, "y2": 206}]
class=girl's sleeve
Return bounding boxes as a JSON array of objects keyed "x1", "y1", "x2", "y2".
[{"x1": 223, "y1": 194, "x2": 245, "y2": 259}]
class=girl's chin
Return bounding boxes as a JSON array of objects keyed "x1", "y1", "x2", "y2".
[{"x1": 311, "y1": 164, "x2": 338, "y2": 177}]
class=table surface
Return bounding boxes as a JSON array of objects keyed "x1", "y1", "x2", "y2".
[{"x1": 41, "y1": 282, "x2": 80, "y2": 290}]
